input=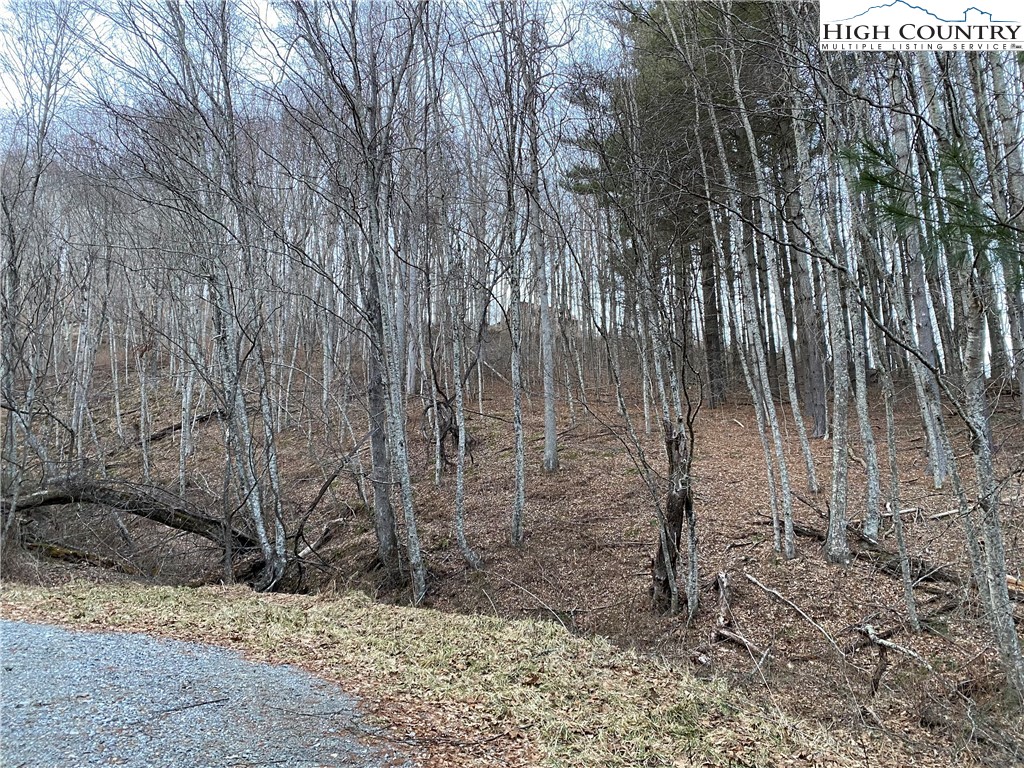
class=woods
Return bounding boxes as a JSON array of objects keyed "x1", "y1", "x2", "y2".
[{"x1": 1, "y1": 0, "x2": 1022, "y2": 737}]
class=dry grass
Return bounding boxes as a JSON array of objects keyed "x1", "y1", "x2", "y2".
[{"x1": 0, "y1": 581, "x2": 935, "y2": 768}]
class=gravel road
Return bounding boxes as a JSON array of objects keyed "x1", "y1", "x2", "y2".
[{"x1": 0, "y1": 620, "x2": 415, "y2": 768}]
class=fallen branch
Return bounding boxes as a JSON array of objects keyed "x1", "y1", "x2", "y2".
[
  {"x1": 855, "y1": 624, "x2": 934, "y2": 673},
  {"x1": 125, "y1": 697, "x2": 230, "y2": 727},
  {"x1": 715, "y1": 626, "x2": 771, "y2": 659},
  {"x1": 843, "y1": 626, "x2": 899, "y2": 655},
  {"x1": 870, "y1": 643, "x2": 888, "y2": 696},
  {"x1": 847, "y1": 446, "x2": 867, "y2": 470},
  {"x1": 882, "y1": 507, "x2": 919, "y2": 518},
  {"x1": 703, "y1": 571, "x2": 772, "y2": 661},
  {"x1": 4, "y1": 480, "x2": 258, "y2": 552},
  {"x1": 792, "y1": 492, "x2": 827, "y2": 519},
  {"x1": 497, "y1": 575, "x2": 574, "y2": 632},
  {"x1": 765, "y1": 516, "x2": 963, "y2": 587},
  {"x1": 744, "y1": 573, "x2": 845, "y2": 657},
  {"x1": 295, "y1": 518, "x2": 346, "y2": 561},
  {"x1": 715, "y1": 571, "x2": 734, "y2": 629},
  {"x1": 153, "y1": 697, "x2": 229, "y2": 715},
  {"x1": 24, "y1": 537, "x2": 116, "y2": 570},
  {"x1": 147, "y1": 409, "x2": 225, "y2": 443},
  {"x1": 856, "y1": 547, "x2": 961, "y2": 588}
]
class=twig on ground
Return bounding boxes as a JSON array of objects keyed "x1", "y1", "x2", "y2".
[
  {"x1": 496, "y1": 575, "x2": 573, "y2": 632},
  {"x1": 154, "y1": 697, "x2": 229, "y2": 714},
  {"x1": 744, "y1": 573, "x2": 844, "y2": 657},
  {"x1": 856, "y1": 624, "x2": 934, "y2": 673}
]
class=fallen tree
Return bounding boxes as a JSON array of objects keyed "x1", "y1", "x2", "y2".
[
  {"x1": 2, "y1": 479, "x2": 260, "y2": 553},
  {"x1": 22, "y1": 535, "x2": 145, "y2": 576},
  {"x1": 147, "y1": 408, "x2": 225, "y2": 444},
  {"x1": 759, "y1": 515, "x2": 963, "y2": 588}
]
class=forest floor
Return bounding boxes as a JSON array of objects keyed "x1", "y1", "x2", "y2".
[
  {"x1": 3, "y1": 377, "x2": 1023, "y2": 766},
  {"x1": 408, "y1": 384, "x2": 1024, "y2": 767}
]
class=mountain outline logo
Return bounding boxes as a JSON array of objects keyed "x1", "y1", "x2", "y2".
[{"x1": 831, "y1": 1, "x2": 1015, "y2": 24}]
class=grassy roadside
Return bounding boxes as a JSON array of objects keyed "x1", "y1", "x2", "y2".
[{"x1": 1, "y1": 583, "x2": 947, "y2": 768}]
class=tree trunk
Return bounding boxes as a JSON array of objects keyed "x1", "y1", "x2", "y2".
[
  {"x1": 3, "y1": 480, "x2": 260, "y2": 553},
  {"x1": 652, "y1": 420, "x2": 693, "y2": 616},
  {"x1": 824, "y1": 266, "x2": 851, "y2": 564},
  {"x1": 962, "y1": 276, "x2": 1024, "y2": 703},
  {"x1": 890, "y1": 58, "x2": 947, "y2": 486},
  {"x1": 849, "y1": 274, "x2": 882, "y2": 541},
  {"x1": 784, "y1": 120, "x2": 828, "y2": 438},
  {"x1": 450, "y1": 266, "x2": 482, "y2": 570},
  {"x1": 701, "y1": 242, "x2": 727, "y2": 408},
  {"x1": 877, "y1": 344, "x2": 921, "y2": 631}
]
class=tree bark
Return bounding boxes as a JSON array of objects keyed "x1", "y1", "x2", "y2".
[
  {"x1": 889, "y1": 57, "x2": 947, "y2": 487},
  {"x1": 4, "y1": 480, "x2": 260, "y2": 552},
  {"x1": 651, "y1": 421, "x2": 694, "y2": 616}
]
